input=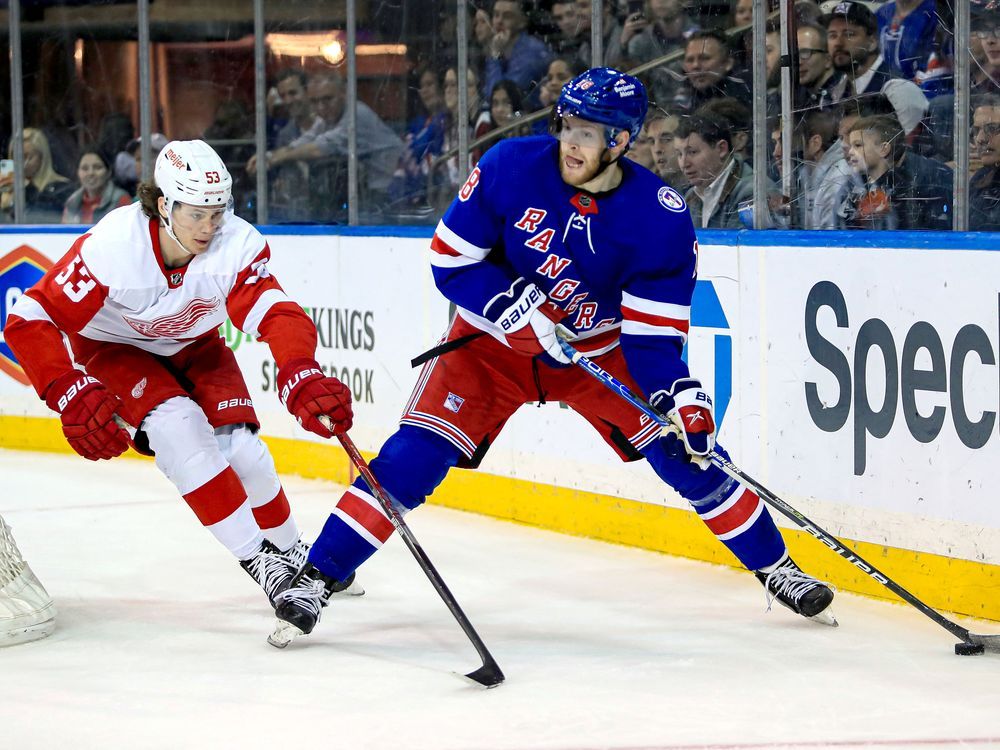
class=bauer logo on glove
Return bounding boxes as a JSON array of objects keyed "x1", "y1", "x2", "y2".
[
  {"x1": 277, "y1": 358, "x2": 353, "y2": 438},
  {"x1": 650, "y1": 378, "x2": 716, "y2": 469}
]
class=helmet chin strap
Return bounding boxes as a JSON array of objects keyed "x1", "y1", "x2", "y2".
[{"x1": 160, "y1": 196, "x2": 198, "y2": 257}]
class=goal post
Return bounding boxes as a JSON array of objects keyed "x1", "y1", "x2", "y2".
[{"x1": 0, "y1": 514, "x2": 56, "y2": 646}]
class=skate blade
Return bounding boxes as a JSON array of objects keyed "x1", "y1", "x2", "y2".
[
  {"x1": 267, "y1": 619, "x2": 304, "y2": 649},
  {"x1": 808, "y1": 607, "x2": 839, "y2": 627},
  {"x1": 332, "y1": 578, "x2": 365, "y2": 597}
]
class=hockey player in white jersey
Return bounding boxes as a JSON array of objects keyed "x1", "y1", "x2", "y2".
[{"x1": 5, "y1": 140, "x2": 360, "y2": 621}]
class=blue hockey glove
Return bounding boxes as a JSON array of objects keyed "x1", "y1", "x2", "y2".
[{"x1": 650, "y1": 378, "x2": 716, "y2": 470}]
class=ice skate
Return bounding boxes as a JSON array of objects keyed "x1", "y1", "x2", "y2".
[
  {"x1": 279, "y1": 538, "x2": 364, "y2": 599},
  {"x1": 240, "y1": 540, "x2": 294, "y2": 607},
  {"x1": 756, "y1": 554, "x2": 837, "y2": 626},
  {"x1": 268, "y1": 563, "x2": 352, "y2": 648}
]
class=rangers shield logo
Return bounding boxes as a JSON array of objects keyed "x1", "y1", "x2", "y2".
[{"x1": 444, "y1": 392, "x2": 465, "y2": 413}]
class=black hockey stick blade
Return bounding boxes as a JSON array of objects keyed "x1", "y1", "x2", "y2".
[
  {"x1": 465, "y1": 660, "x2": 506, "y2": 688},
  {"x1": 323, "y1": 418, "x2": 505, "y2": 685},
  {"x1": 965, "y1": 632, "x2": 1000, "y2": 654}
]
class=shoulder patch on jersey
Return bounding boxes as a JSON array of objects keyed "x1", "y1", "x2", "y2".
[{"x1": 657, "y1": 186, "x2": 686, "y2": 213}]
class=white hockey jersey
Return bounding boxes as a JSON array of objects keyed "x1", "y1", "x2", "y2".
[{"x1": 6, "y1": 203, "x2": 314, "y2": 398}]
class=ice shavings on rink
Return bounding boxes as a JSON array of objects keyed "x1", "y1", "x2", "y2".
[{"x1": 1, "y1": 449, "x2": 998, "y2": 750}]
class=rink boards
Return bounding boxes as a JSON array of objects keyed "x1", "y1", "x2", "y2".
[{"x1": 1, "y1": 226, "x2": 998, "y2": 620}]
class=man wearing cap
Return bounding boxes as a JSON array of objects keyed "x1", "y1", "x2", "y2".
[{"x1": 824, "y1": 2, "x2": 929, "y2": 137}]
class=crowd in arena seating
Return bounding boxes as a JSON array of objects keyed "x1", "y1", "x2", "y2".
[
  {"x1": 0, "y1": 0, "x2": 997, "y2": 230},
  {"x1": 365, "y1": 0, "x2": 999, "y2": 231}
]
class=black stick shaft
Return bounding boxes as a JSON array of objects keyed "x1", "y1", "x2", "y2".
[
  {"x1": 560, "y1": 343, "x2": 978, "y2": 644},
  {"x1": 336, "y1": 432, "x2": 505, "y2": 686},
  {"x1": 708, "y1": 450, "x2": 971, "y2": 642}
]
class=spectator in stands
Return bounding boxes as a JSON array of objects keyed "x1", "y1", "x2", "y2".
[
  {"x1": 61, "y1": 147, "x2": 132, "y2": 224},
  {"x1": 628, "y1": 118, "x2": 658, "y2": 171},
  {"x1": 674, "y1": 31, "x2": 752, "y2": 113},
  {"x1": 204, "y1": 99, "x2": 256, "y2": 218},
  {"x1": 788, "y1": 109, "x2": 858, "y2": 229},
  {"x1": 96, "y1": 112, "x2": 135, "y2": 192},
  {"x1": 674, "y1": 114, "x2": 757, "y2": 228},
  {"x1": 475, "y1": 79, "x2": 529, "y2": 143},
  {"x1": 972, "y1": 4, "x2": 1000, "y2": 97},
  {"x1": 971, "y1": 95, "x2": 1000, "y2": 173},
  {"x1": 732, "y1": 0, "x2": 753, "y2": 26},
  {"x1": 839, "y1": 114, "x2": 951, "y2": 229},
  {"x1": 550, "y1": 0, "x2": 587, "y2": 58},
  {"x1": 247, "y1": 73, "x2": 404, "y2": 203},
  {"x1": 474, "y1": 6, "x2": 495, "y2": 52},
  {"x1": 623, "y1": 0, "x2": 698, "y2": 64},
  {"x1": 389, "y1": 66, "x2": 449, "y2": 210},
  {"x1": 622, "y1": 1, "x2": 699, "y2": 106},
  {"x1": 126, "y1": 133, "x2": 169, "y2": 187},
  {"x1": 970, "y1": 112, "x2": 1000, "y2": 231},
  {"x1": 875, "y1": 0, "x2": 942, "y2": 82},
  {"x1": 437, "y1": 65, "x2": 484, "y2": 205},
  {"x1": 648, "y1": 111, "x2": 688, "y2": 189},
  {"x1": 922, "y1": 6, "x2": 1000, "y2": 161},
  {"x1": 798, "y1": 22, "x2": 842, "y2": 110},
  {"x1": 764, "y1": 19, "x2": 783, "y2": 97},
  {"x1": 695, "y1": 97, "x2": 751, "y2": 162},
  {"x1": 482, "y1": 0, "x2": 553, "y2": 108},
  {"x1": 823, "y1": 0, "x2": 928, "y2": 120},
  {"x1": 274, "y1": 68, "x2": 323, "y2": 148},
  {"x1": 268, "y1": 69, "x2": 322, "y2": 220},
  {"x1": 0, "y1": 128, "x2": 75, "y2": 223},
  {"x1": 539, "y1": 57, "x2": 586, "y2": 108},
  {"x1": 575, "y1": 0, "x2": 627, "y2": 68},
  {"x1": 532, "y1": 56, "x2": 588, "y2": 135}
]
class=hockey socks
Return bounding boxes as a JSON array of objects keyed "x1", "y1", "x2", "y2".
[
  {"x1": 182, "y1": 466, "x2": 264, "y2": 559},
  {"x1": 689, "y1": 475, "x2": 786, "y2": 571},
  {"x1": 309, "y1": 480, "x2": 393, "y2": 582},
  {"x1": 216, "y1": 424, "x2": 300, "y2": 551},
  {"x1": 308, "y1": 425, "x2": 462, "y2": 581}
]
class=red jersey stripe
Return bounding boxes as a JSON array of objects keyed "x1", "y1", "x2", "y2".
[{"x1": 621, "y1": 305, "x2": 690, "y2": 333}]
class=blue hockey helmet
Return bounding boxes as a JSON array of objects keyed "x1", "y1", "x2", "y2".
[{"x1": 553, "y1": 67, "x2": 648, "y2": 151}]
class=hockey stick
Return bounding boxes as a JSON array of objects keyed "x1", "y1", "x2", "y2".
[
  {"x1": 320, "y1": 417, "x2": 505, "y2": 687},
  {"x1": 557, "y1": 340, "x2": 1000, "y2": 656}
]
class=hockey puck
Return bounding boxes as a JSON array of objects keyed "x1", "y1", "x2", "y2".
[{"x1": 955, "y1": 642, "x2": 985, "y2": 656}]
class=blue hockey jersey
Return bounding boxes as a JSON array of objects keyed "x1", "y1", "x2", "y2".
[{"x1": 429, "y1": 135, "x2": 699, "y2": 399}]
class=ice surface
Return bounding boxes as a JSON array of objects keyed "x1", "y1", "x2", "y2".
[{"x1": 1, "y1": 449, "x2": 998, "y2": 750}]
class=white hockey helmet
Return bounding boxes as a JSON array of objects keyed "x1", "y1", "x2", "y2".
[{"x1": 154, "y1": 139, "x2": 233, "y2": 213}]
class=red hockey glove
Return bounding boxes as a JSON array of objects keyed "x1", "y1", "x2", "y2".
[
  {"x1": 45, "y1": 370, "x2": 130, "y2": 461},
  {"x1": 650, "y1": 378, "x2": 716, "y2": 470},
  {"x1": 483, "y1": 278, "x2": 572, "y2": 364},
  {"x1": 277, "y1": 358, "x2": 353, "y2": 438},
  {"x1": 506, "y1": 300, "x2": 572, "y2": 363}
]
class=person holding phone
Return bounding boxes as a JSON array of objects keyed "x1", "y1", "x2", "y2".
[
  {"x1": 622, "y1": 0, "x2": 698, "y2": 63},
  {"x1": 621, "y1": 0, "x2": 699, "y2": 107}
]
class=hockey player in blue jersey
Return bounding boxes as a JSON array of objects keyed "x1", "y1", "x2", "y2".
[{"x1": 271, "y1": 68, "x2": 836, "y2": 640}]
